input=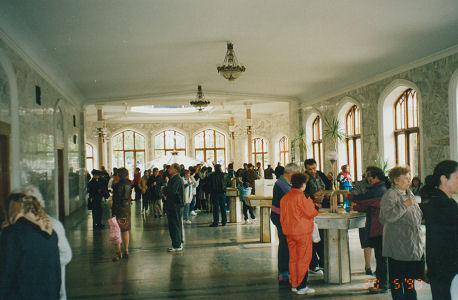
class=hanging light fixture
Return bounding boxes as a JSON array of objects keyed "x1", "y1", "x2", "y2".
[
  {"x1": 190, "y1": 85, "x2": 211, "y2": 111},
  {"x1": 217, "y1": 42, "x2": 246, "y2": 81}
]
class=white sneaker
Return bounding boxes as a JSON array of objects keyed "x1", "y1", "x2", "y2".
[
  {"x1": 309, "y1": 267, "x2": 324, "y2": 275},
  {"x1": 167, "y1": 246, "x2": 183, "y2": 252},
  {"x1": 184, "y1": 220, "x2": 192, "y2": 224},
  {"x1": 190, "y1": 211, "x2": 197, "y2": 216},
  {"x1": 291, "y1": 287, "x2": 297, "y2": 292},
  {"x1": 296, "y1": 287, "x2": 315, "y2": 295},
  {"x1": 244, "y1": 219, "x2": 252, "y2": 225}
]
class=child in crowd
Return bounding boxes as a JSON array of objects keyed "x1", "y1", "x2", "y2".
[
  {"x1": 237, "y1": 180, "x2": 256, "y2": 224},
  {"x1": 182, "y1": 170, "x2": 194, "y2": 224}
]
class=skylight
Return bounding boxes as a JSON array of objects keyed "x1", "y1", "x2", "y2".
[{"x1": 130, "y1": 105, "x2": 212, "y2": 114}]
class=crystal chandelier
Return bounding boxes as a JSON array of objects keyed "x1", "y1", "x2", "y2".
[
  {"x1": 217, "y1": 42, "x2": 246, "y2": 81},
  {"x1": 94, "y1": 120, "x2": 108, "y2": 142},
  {"x1": 190, "y1": 85, "x2": 211, "y2": 111}
]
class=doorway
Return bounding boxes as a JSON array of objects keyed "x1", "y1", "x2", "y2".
[{"x1": 57, "y1": 149, "x2": 65, "y2": 221}]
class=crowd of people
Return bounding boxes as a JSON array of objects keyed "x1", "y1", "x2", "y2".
[
  {"x1": 0, "y1": 157, "x2": 456, "y2": 299},
  {"x1": 271, "y1": 159, "x2": 457, "y2": 299}
]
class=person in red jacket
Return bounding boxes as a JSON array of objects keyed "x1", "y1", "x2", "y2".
[{"x1": 280, "y1": 173, "x2": 319, "y2": 295}]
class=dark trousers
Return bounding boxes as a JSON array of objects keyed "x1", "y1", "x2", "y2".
[
  {"x1": 190, "y1": 195, "x2": 196, "y2": 211},
  {"x1": 298, "y1": 272, "x2": 309, "y2": 289},
  {"x1": 430, "y1": 275, "x2": 453, "y2": 300},
  {"x1": 211, "y1": 193, "x2": 227, "y2": 225},
  {"x1": 134, "y1": 186, "x2": 141, "y2": 200},
  {"x1": 92, "y1": 198, "x2": 103, "y2": 226},
  {"x1": 310, "y1": 229, "x2": 324, "y2": 269},
  {"x1": 243, "y1": 202, "x2": 255, "y2": 220},
  {"x1": 142, "y1": 193, "x2": 149, "y2": 210},
  {"x1": 274, "y1": 221, "x2": 289, "y2": 278},
  {"x1": 371, "y1": 236, "x2": 388, "y2": 288},
  {"x1": 166, "y1": 204, "x2": 183, "y2": 248},
  {"x1": 388, "y1": 257, "x2": 420, "y2": 300}
]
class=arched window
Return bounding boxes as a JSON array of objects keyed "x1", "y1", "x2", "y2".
[
  {"x1": 312, "y1": 116, "x2": 323, "y2": 170},
  {"x1": 345, "y1": 105, "x2": 362, "y2": 180},
  {"x1": 112, "y1": 130, "x2": 146, "y2": 177},
  {"x1": 195, "y1": 129, "x2": 226, "y2": 166},
  {"x1": 279, "y1": 136, "x2": 289, "y2": 166},
  {"x1": 154, "y1": 130, "x2": 186, "y2": 159},
  {"x1": 252, "y1": 138, "x2": 269, "y2": 169},
  {"x1": 86, "y1": 143, "x2": 94, "y2": 171},
  {"x1": 394, "y1": 89, "x2": 420, "y2": 177}
]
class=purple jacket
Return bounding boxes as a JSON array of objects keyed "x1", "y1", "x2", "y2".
[{"x1": 348, "y1": 182, "x2": 387, "y2": 238}]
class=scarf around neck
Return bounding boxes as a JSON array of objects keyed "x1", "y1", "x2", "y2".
[{"x1": 9, "y1": 195, "x2": 53, "y2": 236}]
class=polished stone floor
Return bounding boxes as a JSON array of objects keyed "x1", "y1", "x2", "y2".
[{"x1": 63, "y1": 202, "x2": 433, "y2": 299}]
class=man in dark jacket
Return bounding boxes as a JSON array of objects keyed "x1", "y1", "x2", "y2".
[
  {"x1": 88, "y1": 170, "x2": 109, "y2": 229},
  {"x1": 148, "y1": 168, "x2": 165, "y2": 218},
  {"x1": 304, "y1": 158, "x2": 331, "y2": 273},
  {"x1": 271, "y1": 162, "x2": 299, "y2": 284},
  {"x1": 165, "y1": 163, "x2": 184, "y2": 252},
  {"x1": 207, "y1": 164, "x2": 228, "y2": 227},
  {"x1": 243, "y1": 163, "x2": 259, "y2": 194},
  {"x1": 264, "y1": 164, "x2": 274, "y2": 179},
  {"x1": 304, "y1": 159, "x2": 331, "y2": 207},
  {"x1": 133, "y1": 167, "x2": 142, "y2": 201}
]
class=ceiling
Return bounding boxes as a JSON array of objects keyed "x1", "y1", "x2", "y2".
[{"x1": 0, "y1": 0, "x2": 457, "y2": 119}]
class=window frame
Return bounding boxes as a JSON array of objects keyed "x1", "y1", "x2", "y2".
[
  {"x1": 279, "y1": 136, "x2": 289, "y2": 166},
  {"x1": 394, "y1": 88, "x2": 420, "y2": 177},
  {"x1": 345, "y1": 105, "x2": 362, "y2": 180},
  {"x1": 154, "y1": 130, "x2": 186, "y2": 158},
  {"x1": 112, "y1": 130, "x2": 146, "y2": 172},
  {"x1": 194, "y1": 129, "x2": 226, "y2": 166},
  {"x1": 252, "y1": 137, "x2": 268, "y2": 169},
  {"x1": 86, "y1": 143, "x2": 94, "y2": 171},
  {"x1": 312, "y1": 116, "x2": 323, "y2": 171}
]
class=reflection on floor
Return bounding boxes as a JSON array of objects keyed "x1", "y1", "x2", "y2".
[{"x1": 64, "y1": 202, "x2": 432, "y2": 299}]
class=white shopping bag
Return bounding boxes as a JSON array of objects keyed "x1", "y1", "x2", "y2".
[{"x1": 312, "y1": 221, "x2": 321, "y2": 243}]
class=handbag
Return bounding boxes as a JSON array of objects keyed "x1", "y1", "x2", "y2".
[
  {"x1": 108, "y1": 217, "x2": 122, "y2": 244},
  {"x1": 312, "y1": 221, "x2": 321, "y2": 243}
]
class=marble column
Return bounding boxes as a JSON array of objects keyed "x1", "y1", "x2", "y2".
[
  {"x1": 229, "y1": 116, "x2": 236, "y2": 163},
  {"x1": 288, "y1": 101, "x2": 300, "y2": 164},
  {"x1": 246, "y1": 107, "x2": 253, "y2": 164},
  {"x1": 96, "y1": 108, "x2": 106, "y2": 169}
]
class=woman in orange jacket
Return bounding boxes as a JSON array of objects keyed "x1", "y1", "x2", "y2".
[{"x1": 280, "y1": 173, "x2": 319, "y2": 295}]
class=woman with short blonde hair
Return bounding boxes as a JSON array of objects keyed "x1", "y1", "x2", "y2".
[{"x1": 380, "y1": 166, "x2": 424, "y2": 300}]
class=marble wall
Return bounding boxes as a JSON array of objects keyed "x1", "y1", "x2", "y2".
[
  {"x1": 0, "y1": 65, "x2": 9, "y2": 123},
  {"x1": 0, "y1": 38, "x2": 85, "y2": 218},
  {"x1": 302, "y1": 53, "x2": 458, "y2": 179}
]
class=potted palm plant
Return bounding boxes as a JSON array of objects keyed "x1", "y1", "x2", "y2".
[
  {"x1": 323, "y1": 117, "x2": 346, "y2": 212},
  {"x1": 291, "y1": 128, "x2": 307, "y2": 164}
]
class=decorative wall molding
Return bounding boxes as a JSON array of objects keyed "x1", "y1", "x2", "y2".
[{"x1": 0, "y1": 28, "x2": 84, "y2": 107}]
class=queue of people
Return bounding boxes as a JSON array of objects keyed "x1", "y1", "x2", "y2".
[
  {"x1": 271, "y1": 159, "x2": 457, "y2": 299},
  {"x1": 1, "y1": 159, "x2": 455, "y2": 299}
]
